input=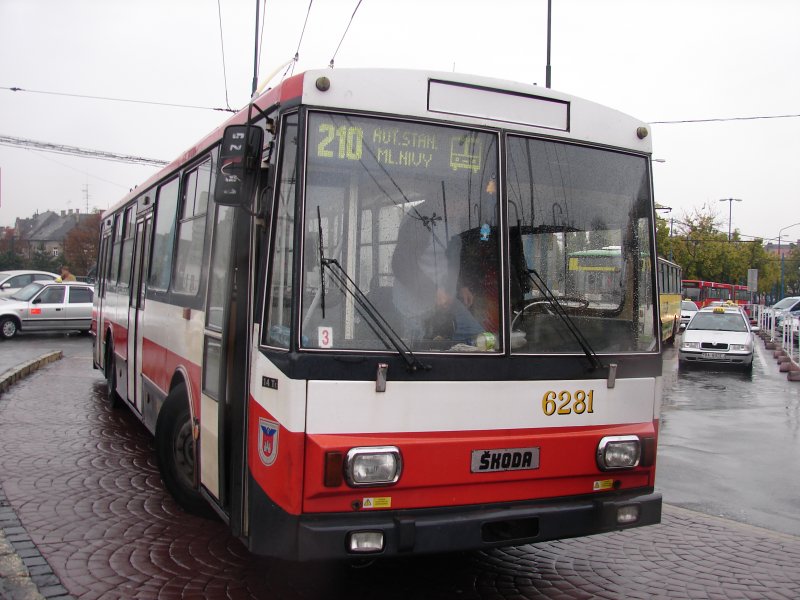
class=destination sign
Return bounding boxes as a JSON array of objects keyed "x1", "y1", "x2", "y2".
[{"x1": 308, "y1": 113, "x2": 492, "y2": 176}]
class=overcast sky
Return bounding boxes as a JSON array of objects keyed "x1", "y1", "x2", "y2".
[{"x1": 1, "y1": 0, "x2": 799, "y2": 243}]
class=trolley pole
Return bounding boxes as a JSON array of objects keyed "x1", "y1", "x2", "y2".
[{"x1": 546, "y1": 0, "x2": 552, "y2": 88}]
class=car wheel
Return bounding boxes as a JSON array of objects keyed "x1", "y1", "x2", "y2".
[
  {"x1": 104, "y1": 343, "x2": 121, "y2": 409},
  {"x1": 155, "y1": 383, "x2": 215, "y2": 518},
  {"x1": 0, "y1": 316, "x2": 18, "y2": 339}
]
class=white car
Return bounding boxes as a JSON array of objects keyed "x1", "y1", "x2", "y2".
[
  {"x1": 679, "y1": 306, "x2": 754, "y2": 372},
  {"x1": 0, "y1": 280, "x2": 94, "y2": 339},
  {"x1": 679, "y1": 300, "x2": 699, "y2": 330},
  {"x1": 0, "y1": 270, "x2": 58, "y2": 298},
  {"x1": 772, "y1": 296, "x2": 800, "y2": 330}
]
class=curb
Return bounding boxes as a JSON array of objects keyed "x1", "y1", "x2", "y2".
[{"x1": 0, "y1": 352, "x2": 63, "y2": 395}]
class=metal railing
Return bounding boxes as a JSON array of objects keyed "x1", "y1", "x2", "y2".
[{"x1": 754, "y1": 304, "x2": 800, "y2": 380}]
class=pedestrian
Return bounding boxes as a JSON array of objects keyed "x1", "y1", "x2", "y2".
[{"x1": 59, "y1": 265, "x2": 76, "y2": 282}]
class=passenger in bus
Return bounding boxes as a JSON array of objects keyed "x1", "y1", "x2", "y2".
[
  {"x1": 391, "y1": 197, "x2": 484, "y2": 345},
  {"x1": 455, "y1": 176, "x2": 502, "y2": 334}
]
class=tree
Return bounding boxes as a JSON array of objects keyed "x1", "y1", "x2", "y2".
[
  {"x1": 63, "y1": 213, "x2": 102, "y2": 276},
  {"x1": 658, "y1": 203, "x2": 778, "y2": 295}
]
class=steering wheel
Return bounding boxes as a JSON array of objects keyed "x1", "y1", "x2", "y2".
[{"x1": 511, "y1": 297, "x2": 590, "y2": 330}]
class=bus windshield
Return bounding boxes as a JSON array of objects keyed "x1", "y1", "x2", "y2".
[
  {"x1": 505, "y1": 136, "x2": 656, "y2": 354},
  {"x1": 298, "y1": 111, "x2": 656, "y2": 354}
]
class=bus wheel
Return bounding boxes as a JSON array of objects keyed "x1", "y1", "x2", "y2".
[
  {"x1": 155, "y1": 383, "x2": 214, "y2": 518},
  {"x1": 0, "y1": 316, "x2": 19, "y2": 339},
  {"x1": 104, "y1": 344, "x2": 120, "y2": 409}
]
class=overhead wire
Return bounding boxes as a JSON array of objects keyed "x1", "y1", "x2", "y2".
[
  {"x1": 2, "y1": 86, "x2": 236, "y2": 113},
  {"x1": 288, "y1": 0, "x2": 314, "y2": 78},
  {"x1": 328, "y1": 0, "x2": 364, "y2": 68},
  {"x1": 216, "y1": 0, "x2": 233, "y2": 111},
  {"x1": 0, "y1": 134, "x2": 168, "y2": 167},
  {"x1": 650, "y1": 113, "x2": 800, "y2": 125}
]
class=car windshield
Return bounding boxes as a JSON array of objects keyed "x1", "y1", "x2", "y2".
[
  {"x1": 687, "y1": 312, "x2": 748, "y2": 332},
  {"x1": 773, "y1": 297, "x2": 799, "y2": 310},
  {"x1": 682, "y1": 301, "x2": 698, "y2": 311},
  {"x1": 10, "y1": 282, "x2": 46, "y2": 301}
]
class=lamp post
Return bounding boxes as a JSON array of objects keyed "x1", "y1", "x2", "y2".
[
  {"x1": 778, "y1": 221, "x2": 800, "y2": 299},
  {"x1": 719, "y1": 198, "x2": 742, "y2": 241}
]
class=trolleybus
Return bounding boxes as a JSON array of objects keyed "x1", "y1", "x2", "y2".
[
  {"x1": 681, "y1": 279, "x2": 732, "y2": 308},
  {"x1": 93, "y1": 68, "x2": 663, "y2": 560}
]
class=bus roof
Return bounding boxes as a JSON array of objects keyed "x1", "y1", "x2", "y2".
[{"x1": 105, "y1": 68, "x2": 653, "y2": 218}]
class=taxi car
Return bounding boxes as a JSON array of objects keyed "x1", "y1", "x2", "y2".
[
  {"x1": 679, "y1": 305, "x2": 754, "y2": 372},
  {"x1": 679, "y1": 300, "x2": 699, "y2": 329},
  {"x1": 0, "y1": 270, "x2": 58, "y2": 298},
  {"x1": 0, "y1": 280, "x2": 94, "y2": 339}
]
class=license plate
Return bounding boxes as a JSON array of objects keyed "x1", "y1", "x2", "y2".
[
  {"x1": 471, "y1": 447, "x2": 540, "y2": 473},
  {"x1": 701, "y1": 352, "x2": 725, "y2": 359}
]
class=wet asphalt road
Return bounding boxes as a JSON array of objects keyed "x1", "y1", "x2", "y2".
[
  {"x1": 1, "y1": 331, "x2": 800, "y2": 599},
  {"x1": 657, "y1": 337, "x2": 800, "y2": 536}
]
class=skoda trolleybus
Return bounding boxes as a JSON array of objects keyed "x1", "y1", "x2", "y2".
[{"x1": 92, "y1": 69, "x2": 663, "y2": 560}]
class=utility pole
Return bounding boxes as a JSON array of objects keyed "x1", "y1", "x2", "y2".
[{"x1": 719, "y1": 198, "x2": 742, "y2": 241}]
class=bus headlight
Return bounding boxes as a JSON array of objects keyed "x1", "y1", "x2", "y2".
[
  {"x1": 345, "y1": 446, "x2": 402, "y2": 487},
  {"x1": 597, "y1": 436, "x2": 641, "y2": 470}
]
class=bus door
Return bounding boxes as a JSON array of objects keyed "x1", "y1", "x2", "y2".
[
  {"x1": 94, "y1": 223, "x2": 113, "y2": 368},
  {"x1": 126, "y1": 214, "x2": 153, "y2": 414},
  {"x1": 200, "y1": 121, "x2": 271, "y2": 526},
  {"x1": 199, "y1": 203, "x2": 237, "y2": 508}
]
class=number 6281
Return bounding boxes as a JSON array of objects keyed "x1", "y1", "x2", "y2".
[{"x1": 541, "y1": 390, "x2": 594, "y2": 416}]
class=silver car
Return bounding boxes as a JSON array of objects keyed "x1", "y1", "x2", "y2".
[
  {"x1": 0, "y1": 281, "x2": 94, "y2": 339},
  {"x1": 679, "y1": 306, "x2": 754, "y2": 372},
  {"x1": 0, "y1": 270, "x2": 58, "y2": 298},
  {"x1": 679, "y1": 300, "x2": 699, "y2": 330}
]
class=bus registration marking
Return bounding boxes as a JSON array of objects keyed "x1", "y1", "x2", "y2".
[
  {"x1": 471, "y1": 447, "x2": 540, "y2": 473},
  {"x1": 542, "y1": 390, "x2": 595, "y2": 416}
]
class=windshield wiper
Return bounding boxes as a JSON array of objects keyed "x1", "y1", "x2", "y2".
[
  {"x1": 525, "y1": 268, "x2": 604, "y2": 371},
  {"x1": 316, "y1": 206, "x2": 428, "y2": 372},
  {"x1": 320, "y1": 257, "x2": 430, "y2": 372}
]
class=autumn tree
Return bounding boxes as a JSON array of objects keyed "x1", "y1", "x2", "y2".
[
  {"x1": 655, "y1": 202, "x2": 778, "y2": 294},
  {"x1": 63, "y1": 213, "x2": 102, "y2": 276}
]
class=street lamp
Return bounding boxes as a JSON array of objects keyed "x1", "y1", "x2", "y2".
[
  {"x1": 719, "y1": 198, "x2": 742, "y2": 241},
  {"x1": 778, "y1": 221, "x2": 800, "y2": 299}
]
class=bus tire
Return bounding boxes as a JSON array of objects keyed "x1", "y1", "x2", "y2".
[
  {"x1": 155, "y1": 383, "x2": 214, "y2": 518},
  {"x1": 104, "y1": 343, "x2": 121, "y2": 409}
]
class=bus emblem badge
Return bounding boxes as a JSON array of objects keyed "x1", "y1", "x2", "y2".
[{"x1": 258, "y1": 418, "x2": 280, "y2": 466}]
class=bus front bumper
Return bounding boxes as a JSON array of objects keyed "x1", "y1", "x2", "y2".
[{"x1": 247, "y1": 487, "x2": 661, "y2": 561}]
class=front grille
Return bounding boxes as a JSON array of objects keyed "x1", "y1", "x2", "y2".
[{"x1": 701, "y1": 342, "x2": 729, "y2": 350}]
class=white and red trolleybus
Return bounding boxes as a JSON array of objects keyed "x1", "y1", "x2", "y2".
[{"x1": 92, "y1": 69, "x2": 663, "y2": 560}]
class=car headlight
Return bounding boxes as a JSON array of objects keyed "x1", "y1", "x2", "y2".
[
  {"x1": 597, "y1": 436, "x2": 641, "y2": 470},
  {"x1": 730, "y1": 344, "x2": 750, "y2": 351},
  {"x1": 681, "y1": 341, "x2": 700, "y2": 349},
  {"x1": 344, "y1": 447, "x2": 402, "y2": 487}
]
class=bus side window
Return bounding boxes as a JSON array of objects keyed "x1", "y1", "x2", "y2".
[
  {"x1": 263, "y1": 113, "x2": 299, "y2": 349},
  {"x1": 108, "y1": 213, "x2": 124, "y2": 286},
  {"x1": 149, "y1": 177, "x2": 180, "y2": 291},
  {"x1": 173, "y1": 158, "x2": 212, "y2": 296},
  {"x1": 118, "y1": 205, "x2": 136, "y2": 288}
]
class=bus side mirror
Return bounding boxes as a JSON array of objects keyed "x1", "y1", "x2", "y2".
[{"x1": 214, "y1": 125, "x2": 264, "y2": 207}]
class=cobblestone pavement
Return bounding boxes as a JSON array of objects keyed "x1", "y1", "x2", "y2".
[{"x1": 1, "y1": 347, "x2": 800, "y2": 599}]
